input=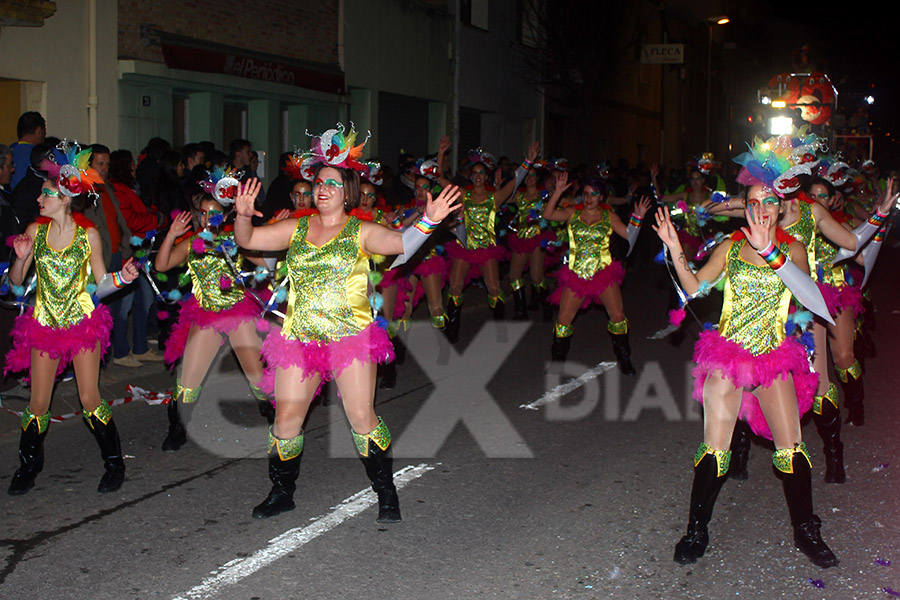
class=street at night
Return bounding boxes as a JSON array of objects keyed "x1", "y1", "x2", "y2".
[{"x1": 2, "y1": 244, "x2": 897, "y2": 599}]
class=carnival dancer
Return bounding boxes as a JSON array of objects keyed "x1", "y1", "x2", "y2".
[
  {"x1": 654, "y1": 177, "x2": 839, "y2": 567},
  {"x1": 232, "y1": 124, "x2": 461, "y2": 522},
  {"x1": 721, "y1": 152, "x2": 895, "y2": 482},
  {"x1": 651, "y1": 161, "x2": 719, "y2": 260},
  {"x1": 154, "y1": 168, "x2": 272, "y2": 452},
  {"x1": 435, "y1": 137, "x2": 539, "y2": 341},
  {"x1": 405, "y1": 161, "x2": 452, "y2": 337},
  {"x1": 5, "y1": 144, "x2": 139, "y2": 494},
  {"x1": 507, "y1": 160, "x2": 555, "y2": 320},
  {"x1": 806, "y1": 175, "x2": 894, "y2": 428},
  {"x1": 542, "y1": 171, "x2": 650, "y2": 374}
]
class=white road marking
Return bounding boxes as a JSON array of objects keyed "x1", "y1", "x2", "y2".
[
  {"x1": 520, "y1": 362, "x2": 617, "y2": 410},
  {"x1": 171, "y1": 463, "x2": 435, "y2": 600}
]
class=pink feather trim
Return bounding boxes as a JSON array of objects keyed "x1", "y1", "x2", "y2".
[
  {"x1": 548, "y1": 262, "x2": 625, "y2": 309},
  {"x1": 5, "y1": 306, "x2": 113, "y2": 377},
  {"x1": 818, "y1": 282, "x2": 864, "y2": 318},
  {"x1": 691, "y1": 330, "x2": 817, "y2": 440},
  {"x1": 257, "y1": 322, "x2": 393, "y2": 395},
  {"x1": 445, "y1": 241, "x2": 508, "y2": 266},
  {"x1": 445, "y1": 241, "x2": 508, "y2": 286},
  {"x1": 507, "y1": 230, "x2": 555, "y2": 254},
  {"x1": 164, "y1": 292, "x2": 261, "y2": 366},
  {"x1": 408, "y1": 255, "x2": 448, "y2": 310},
  {"x1": 669, "y1": 307, "x2": 687, "y2": 327}
]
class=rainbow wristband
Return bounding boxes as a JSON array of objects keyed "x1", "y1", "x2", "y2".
[
  {"x1": 873, "y1": 226, "x2": 887, "y2": 243},
  {"x1": 628, "y1": 214, "x2": 643, "y2": 228},
  {"x1": 111, "y1": 271, "x2": 128, "y2": 288},
  {"x1": 868, "y1": 208, "x2": 889, "y2": 227},
  {"x1": 757, "y1": 241, "x2": 786, "y2": 270},
  {"x1": 413, "y1": 215, "x2": 440, "y2": 235},
  {"x1": 520, "y1": 159, "x2": 533, "y2": 170}
]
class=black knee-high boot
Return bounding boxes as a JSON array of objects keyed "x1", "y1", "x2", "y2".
[
  {"x1": 162, "y1": 400, "x2": 187, "y2": 452},
  {"x1": 836, "y1": 361, "x2": 864, "y2": 426},
  {"x1": 812, "y1": 385, "x2": 845, "y2": 484},
  {"x1": 551, "y1": 323, "x2": 572, "y2": 362},
  {"x1": 253, "y1": 429, "x2": 303, "y2": 519},
  {"x1": 511, "y1": 281, "x2": 528, "y2": 320},
  {"x1": 354, "y1": 417, "x2": 401, "y2": 523},
  {"x1": 250, "y1": 381, "x2": 276, "y2": 426},
  {"x1": 777, "y1": 444, "x2": 839, "y2": 568},
  {"x1": 8, "y1": 408, "x2": 50, "y2": 496},
  {"x1": 445, "y1": 295, "x2": 463, "y2": 344},
  {"x1": 728, "y1": 420, "x2": 752, "y2": 480},
  {"x1": 488, "y1": 293, "x2": 505, "y2": 321},
  {"x1": 84, "y1": 400, "x2": 126, "y2": 493},
  {"x1": 674, "y1": 445, "x2": 730, "y2": 564},
  {"x1": 608, "y1": 320, "x2": 636, "y2": 376}
]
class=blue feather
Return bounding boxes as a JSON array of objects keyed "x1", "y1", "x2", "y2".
[
  {"x1": 791, "y1": 310, "x2": 814, "y2": 331},
  {"x1": 799, "y1": 331, "x2": 816, "y2": 353},
  {"x1": 654, "y1": 248, "x2": 667, "y2": 264}
]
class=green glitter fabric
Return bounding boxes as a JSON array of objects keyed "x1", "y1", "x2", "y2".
[
  {"x1": 21, "y1": 406, "x2": 50, "y2": 434},
  {"x1": 772, "y1": 442, "x2": 811, "y2": 473},
  {"x1": 83, "y1": 398, "x2": 113, "y2": 428},
  {"x1": 268, "y1": 427, "x2": 304, "y2": 460},
  {"x1": 694, "y1": 442, "x2": 731, "y2": 477},
  {"x1": 352, "y1": 416, "x2": 391, "y2": 456}
]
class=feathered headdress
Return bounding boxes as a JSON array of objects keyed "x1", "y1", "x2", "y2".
[
  {"x1": 815, "y1": 156, "x2": 851, "y2": 188},
  {"x1": 413, "y1": 157, "x2": 441, "y2": 180},
  {"x1": 298, "y1": 123, "x2": 369, "y2": 174},
  {"x1": 694, "y1": 152, "x2": 719, "y2": 175},
  {"x1": 733, "y1": 127, "x2": 827, "y2": 197},
  {"x1": 468, "y1": 148, "x2": 496, "y2": 170},
  {"x1": 282, "y1": 153, "x2": 317, "y2": 182},
  {"x1": 360, "y1": 161, "x2": 384, "y2": 186},
  {"x1": 39, "y1": 140, "x2": 103, "y2": 198},
  {"x1": 201, "y1": 166, "x2": 243, "y2": 205},
  {"x1": 596, "y1": 161, "x2": 610, "y2": 179},
  {"x1": 550, "y1": 157, "x2": 569, "y2": 172}
]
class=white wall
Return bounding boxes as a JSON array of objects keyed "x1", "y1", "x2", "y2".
[{"x1": 0, "y1": 0, "x2": 118, "y2": 146}]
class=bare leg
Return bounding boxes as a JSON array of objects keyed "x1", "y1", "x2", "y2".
[
  {"x1": 227, "y1": 321, "x2": 264, "y2": 384},
  {"x1": 179, "y1": 326, "x2": 224, "y2": 390}
]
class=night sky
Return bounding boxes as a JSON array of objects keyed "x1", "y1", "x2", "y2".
[{"x1": 750, "y1": 3, "x2": 900, "y2": 168}]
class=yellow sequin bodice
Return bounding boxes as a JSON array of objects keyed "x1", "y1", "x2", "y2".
[
  {"x1": 567, "y1": 209, "x2": 613, "y2": 279},
  {"x1": 783, "y1": 201, "x2": 817, "y2": 279},
  {"x1": 814, "y1": 232, "x2": 846, "y2": 288},
  {"x1": 33, "y1": 223, "x2": 95, "y2": 328},
  {"x1": 513, "y1": 191, "x2": 543, "y2": 239},
  {"x1": 187, "y1": 232, "x2": 246, "y2": 311},
  {"x1": 462, "y1": 191, "x2": 497, "y2": 249},
  {"x1": 718, "y1": 239, "x2": 792, "y2": 355},
  {"x1": 282, "y1": 216, "x2": 372, "y2": 342}
]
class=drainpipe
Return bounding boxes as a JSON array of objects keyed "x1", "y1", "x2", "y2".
[
  {"x1": 88, "y1": 0, "x2": 99, "y2": 143},
  {"x1": 451, "y1": 0, "x2": 460, "y2": 170}
]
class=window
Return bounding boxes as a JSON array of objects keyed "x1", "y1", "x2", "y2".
[{"x1": 461, "y1": 0, "x2": 489, "y2": 30}]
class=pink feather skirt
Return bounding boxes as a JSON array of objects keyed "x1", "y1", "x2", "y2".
[
  {"x1": 508, "y1": 230, "x2": 555, "y2": 254},
  {"x1": 257, "y1": 322, "x2": 394, "y2": 395},
  {"x1": 817, "y1": 282, "x2": 864, "y2": 318},
  {"x1": 548, "y1": 261, "x2": 625, "y2": 309},
  {"x1": 409, "y1": 255, "x2": 449, "y2": 310},
  {"x1": 691, "y1": 329, "x2": 818, "y2": 441},
  {"x1": 445, "y1": 241, "x2": 509, "y2": 285},
  {"x1": 164, "y1": 292, "x2": 261, "y2": 366},
  {"x1": 5, "y1": 306, "x2": 113, "y2": 377}
]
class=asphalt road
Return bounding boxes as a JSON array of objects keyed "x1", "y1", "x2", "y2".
[{"x1": 1, "y1": 247, "x2": 898, "y2": 600}]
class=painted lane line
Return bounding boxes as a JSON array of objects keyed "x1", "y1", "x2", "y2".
[
  {"x1": 520, "y1": 362, "x2": 617, "y2": 410},
  {"x1": 171, "y1": 463, "x2": 435, "y2": 600}
]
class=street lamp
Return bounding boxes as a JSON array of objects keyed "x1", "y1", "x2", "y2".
[{"x1": 706, "y1": 15, "x2": 729, "y2": 150}]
